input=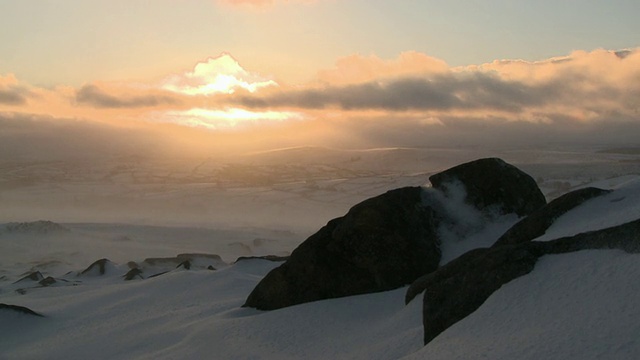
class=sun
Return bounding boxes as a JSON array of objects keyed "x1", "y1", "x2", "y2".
[
  {"x1": 161, "y1": 53, "x2": 278, "y2": 96},
  {"x1": 156, "y1": 53, "x2": 299, "y2": 129}
]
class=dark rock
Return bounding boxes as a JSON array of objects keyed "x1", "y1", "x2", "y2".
[
  {"x1": 207, "y1": 265, "x2": 216, "y2": 270},
  {"x1": 80, "y1": 258, "x2": 112, "y2": 276},
  {"x1": 414, "y1": 217, "x2": 640, "y2": 345},
  {"x1": 234, "y1": 255, "x2": 290, "y2": 263},
  {"x1": 13, "y1": 271, "x2": 44, "y2": 284},
  {"x1": 123, "y1": 268, "x2": 143, "y2": 281},
  {"x1": 420, "y1": 243, "x2": 541, "y2": 345},
  {"x1": 177, "y1": 260, "x2": 191, "y2": 270},
  {"x1": 244, "y1": 186, "x2": 441, "y2": 310},
  {"x1": 541, "y1": 218, "x2": 640, "y2": 255},
  {"x1": 38, "y1": 277, "x2": 57, "y2": 287},
  {"x1": 0, "y1": 303, "x2": 44, "y2": 317},
  {"x1": 429, "y1": 158, "x2": 546, "y2": 217},
  {"x1": 143, "y1": 253, "x2": 222, "y2": 266},
  {"x1": 147, "y1": 271, "x2": 169, "y2": 279},
  {"x1": 177, "y1": 253, "x2": 222, "y2": 261},
  {"x1": 495, "y1": 187, "x2": 611, "y2": 246}
]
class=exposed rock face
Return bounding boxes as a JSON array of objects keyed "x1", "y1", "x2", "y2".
[
  {"x1": 418, "y1": 244, "x2": 541, "y2": 345},
  {"x1": 244, "y1": 187, "x2": 441, "y2": 310},
  {"x1": 80, "y1": 258, "x2": 113, "y2": 276},
  {"x1": 13, "y1": 271, "x2": 44, "y2": 284},
  {"x1": 143, "y1": 253, "x2": 222, "y2": 266},
  {"x1": 244, "y1": 158, "x2": 548, "y2": 311},
  {"x1": 495, "y1": 187, "x2": 611, "y2": 246},
  {"x1": 429, "y1": 158, "x2": 546, "y2": 217},
  {"x1": 412, "y1": 218, "x2": 640, "y2": 345},
  {"x1": 38, "y1": 277, "x2": 57, "y2": 287},
  {"x1": 123, "y1": 268, "x2": 143, "y2": 281}
]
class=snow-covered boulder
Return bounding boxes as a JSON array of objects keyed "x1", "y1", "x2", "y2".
[
  {"x1": 410, "y1": 217, "x2": 640, "y2": 346},
  {"x1": 495, "y1": 187, "x2": 611, "y2": 246},
  {"x1": 80, "y1": 258, "x2": 117, "y2": 277}
]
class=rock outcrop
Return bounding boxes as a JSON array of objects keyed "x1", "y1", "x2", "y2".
[
  {"x1": 244, "y1": 187, "x2": 441, "y2": 310},
  {"x1": 410, "y1": 218, "x2": 640, "y2": 345},
  {"x1": 494, "y1": 187, "x2": 611, "y2": 246},
  {"x1": 80, "y1": 258, "x2": 114, "y2": 276},
  {"x1": 244, "y1": 158, "x2": 548, "y2": 311},
  {"x1": 429, "y1": 158, "x2": 546, "y2": 217}
]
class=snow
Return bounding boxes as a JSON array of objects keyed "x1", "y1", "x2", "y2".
[
  {"x1": 536, "y1": 176, "x2": 640, "y2": 241},
  {"x1": 403, "y1": 250, "x2": 640, "y2": 360},
  {"x1": 1, "y1": 148, "x2": 640, "y2": 359},
  {"x1": 422, "y1": 182, "x2": 520, "y2": 265},
  {"x1": 0, "y1": 259, "x2": 423, "y2": 359}
]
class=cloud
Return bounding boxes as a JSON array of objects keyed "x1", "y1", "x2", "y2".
[
  {"x1": 76, "y1": 84, "x2": 181, "y2": 109},
  {"x1": 231, "y1": 48, "x2": 640, "y2": 124},
  {"x1": 237, "y1": 72, "x2": 561, "y2": 112},
  {"x1": 0, "y1": 74, "x2": 29, "y2": 105},
  {"x1": 3, "y1": 48, "x2": 639, "y2": 156},
  {"x1": 161, "y1": 53, "x2": 278, "y2": 96}
]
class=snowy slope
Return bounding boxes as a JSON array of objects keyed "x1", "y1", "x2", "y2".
[
  {"x1": 1, "y1": 158, "x2": 639, "y2": 359},
  {"x1": 404, "y1": 250, "x2": 640, "y2": 360},
  {"x1": 0, "y1": 259, "x2": 423, "y2": 359},
  {"x1": 536, "y1": 177, "x2": 640, "y2": 241}
]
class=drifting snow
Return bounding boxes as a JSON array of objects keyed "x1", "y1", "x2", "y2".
[{"x1": 422, "y1": 182, "x2": 519, "y2": 265}]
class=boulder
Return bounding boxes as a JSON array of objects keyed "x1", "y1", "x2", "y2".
[
  {"x1": 419, "y1": 243, "x2": 541, "y2": 345},
  {"x1": 429, "y1": 158, "x2": 546, "y2": 217},
  {"x1": 13, "y1": 271, "x2": 44, "y2": 284},
  {"x1": 495, "y1": 187, "x2": 611, "y2": 246},
  {"x1": 412, "y1": 217, "x2": 640, "y2": 345},
  {"x1": 123, "y1": 268, "x2": 143, "y2": 281},
  {"x1": 243, "y1": 186, "x2": 441, "y2": 310},
  {"x1": 80, "y1": 258, "x2": 114, "y2": 276}
]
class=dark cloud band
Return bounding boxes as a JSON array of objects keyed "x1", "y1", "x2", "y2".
[{"x1": 76, "y1": 85, "x2": 180, "y2": 109}]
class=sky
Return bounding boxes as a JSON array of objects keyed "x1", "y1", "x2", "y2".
[{"x1": 1, "y1": 0, "x2": 639, "y2": 158}]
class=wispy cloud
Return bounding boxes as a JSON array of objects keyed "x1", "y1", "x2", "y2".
[{"x1": 236, "y1": 73, "x2": 558, "y2": 112}]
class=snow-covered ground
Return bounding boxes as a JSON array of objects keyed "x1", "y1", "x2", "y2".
[
  {"x1": 1, "y1": 147, "x2": 639, "y2": 359},
  {"x1": 404, "y1": 249, "x2": 640, "y2": 360}
]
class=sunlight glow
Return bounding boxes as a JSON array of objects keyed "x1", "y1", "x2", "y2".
[
  {"x1": 161, "y1": 54, "x2": 278, "y2": 95},
  {"x1": 156, "y1": 108, "x2": 303, "y2": 130}
]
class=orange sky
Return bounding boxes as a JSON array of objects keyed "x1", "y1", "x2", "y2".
[{"x1": 1, "y1": 1, "x2": 639, "y2": 157}]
